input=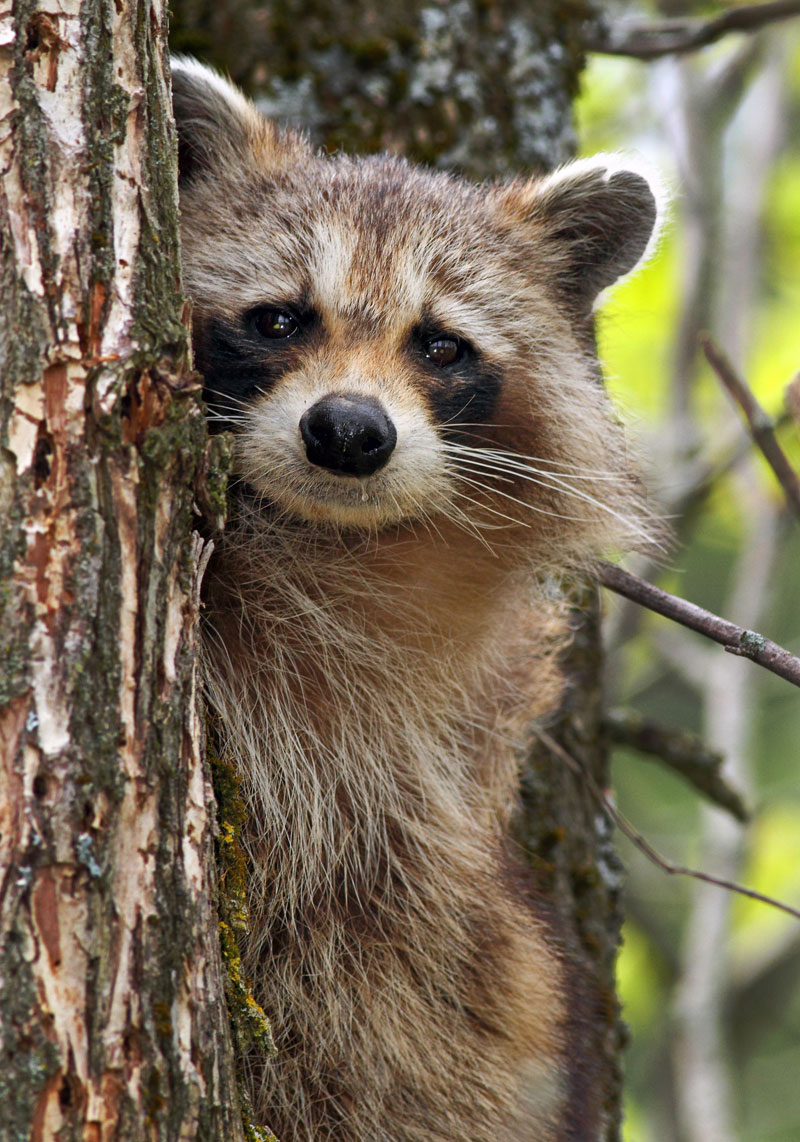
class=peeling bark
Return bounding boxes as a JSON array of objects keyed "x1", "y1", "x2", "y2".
[{"x1": 0, "y1": 3, "x2": 242, "y2": 1139}]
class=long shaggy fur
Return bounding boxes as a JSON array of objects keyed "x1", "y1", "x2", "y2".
[{"x1": 173, "y1": 57, "x2": 662, "y2": 1141}]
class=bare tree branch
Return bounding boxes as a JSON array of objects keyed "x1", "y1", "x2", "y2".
[
  {"x1": 536, "y1": 729, "x2": 800, "y2": 922},
  {"x1": 614, "y1": 803, "x2": 800, "y2": 921},
  {"x1": 606, "y1": 710, "x2": 749, "y2": 822},
  {"x1": 701, "y1": 335, "x2": 800, "y2": 520},
  {"x1": 586, "y1": 1, "x2": 800, "y2": 60},
  {"x1": 597, "y1": 563, "x2": 800, "y2": 687}
]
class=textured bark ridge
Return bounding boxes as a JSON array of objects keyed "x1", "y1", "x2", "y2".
[{"x1": 0, "y1": 3, "x2": 243, "y2": 1139}]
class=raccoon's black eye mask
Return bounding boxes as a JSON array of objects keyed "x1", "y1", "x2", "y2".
[
  {"x1": 411, "y1": 317, "x2": 474, "y2": 370},
  {"x1": 194, "y1": 314, "x2": 306, "y2": 418},
  {"x1": 244, "y1": 306, "x2": 470, "y2": 371}
]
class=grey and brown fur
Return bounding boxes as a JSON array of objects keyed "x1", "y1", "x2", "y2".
[{"x1": 172, "y1": 58, "x2": 662, "y2": 1142}]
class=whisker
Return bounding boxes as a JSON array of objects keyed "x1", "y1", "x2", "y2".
[
  {"x1": 452, "y1": 457, "x2": 616, "y2": 507},
  {"x1": 455, "y1": 472, "x2": 628, "y2": 526},
  {"x1": 205, "y1": 413, "x2": 250, "y2": 425},
  {"x1": 442, "y1": 441, "x2": 622, "y2": 480},
  {"x1": 442, "y1": 444, "x2": 651, "y2": 539},
  {"x1": 440, "y1": 433, "x2": 622, "y2": 475},
  {"x1": 450, "y1": 482, "x2": 534, "y2": 527},
  {"x1": 203, "y1": 385, "x2": 267, "y2": 409},
  {"x1": 440, "y1": 500, "x2": 500, "y2": 556},
  {"x1": 438, "y1": 395, "x2": 477, "y2": 429}
]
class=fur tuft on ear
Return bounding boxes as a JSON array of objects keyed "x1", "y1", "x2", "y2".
[
  {"x1": 490, "y1": 154, "x2": 667, "y2": 310},
  {"x1": 170, "y1": 56, "x2": 308, "y2": 184}
]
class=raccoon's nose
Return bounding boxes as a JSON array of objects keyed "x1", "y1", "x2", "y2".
[{"x1": 300, "y1": 393, "x2": 397, "y2": 477}]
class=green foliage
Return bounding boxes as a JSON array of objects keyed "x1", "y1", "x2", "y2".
[{"x1": 577, "y1": 32, "x2": 800, "y2": 1142}]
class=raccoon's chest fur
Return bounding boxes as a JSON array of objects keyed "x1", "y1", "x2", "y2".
[
  {"x1": 203, "y1": 512, "x2": 569, "y2": 1142},
  {"x1": 173, "y1": 55, "x2": 660, "y2": 1142}
]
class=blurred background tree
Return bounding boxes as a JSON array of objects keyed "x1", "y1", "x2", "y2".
[{"x1": 580, "y1": 5, "x2": 800, "y2": 1140}]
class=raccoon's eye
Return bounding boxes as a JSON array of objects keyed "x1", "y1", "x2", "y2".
[
  {"x1": 252, "y1": 309, "x2": 299, "y2": 340},
  {"x1": 424, "y1": 336, "x2": 463, "y2": 368}
]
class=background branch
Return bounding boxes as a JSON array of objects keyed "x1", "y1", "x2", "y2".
[
  {"x1": 702, "y1": 334, "x2": 800, "y2": 520},
  {"x1": 598, "y1": 563, "x2": 800, "y2": 687},
  {"x1": 606, "y1": 710, "x2": 749, "y2": 822},
  {"x1": 586, "y1": 1, "x2": 800, "y2": 60},
  {"x1": 787, "y1": 373, "x2": 800, "y2": 428},
  {"x1": 535, "y1": 729, "x2": 800, "y2": 922}
]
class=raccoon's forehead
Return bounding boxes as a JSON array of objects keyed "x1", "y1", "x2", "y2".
[{"x1": 184, "y1": 157, "x2": 542, "y2": 344}]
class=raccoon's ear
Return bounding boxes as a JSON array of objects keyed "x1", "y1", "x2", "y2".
[
  {"x1": 489, "y1": 156, "x2": 665, "y2": 310},
  {"x1": 171, "y1": 56, "x2": 307, "y2": 184}
]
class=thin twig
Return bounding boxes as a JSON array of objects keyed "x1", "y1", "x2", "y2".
[
  {"x1": 597, "y1": 562, "x2": 800, "y2": 688},
  {"x1": 535, "y1": 728, "x2": 800, "y2": 923},
  {"x1": 585, "y1": 1, "x2": 800, "y2": 60},
  {"x1": 701, "y1": 334, "x2": 800, "y2": 520},
  {"x1": 612, "y1": 803, "x2": 800, "y2": 921},
  {"x1": 606, "y1": 709, "x2": 749, "y2": 822}
]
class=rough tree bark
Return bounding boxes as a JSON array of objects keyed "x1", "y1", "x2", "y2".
[
  {"x1": 0, "y1": 3, "x2": 243, "y2": 1139},
  {"x1": 1, "y1": 0, "x2": 624, "y2": 1138}
]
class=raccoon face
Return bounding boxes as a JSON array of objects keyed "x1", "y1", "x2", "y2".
[
  {"x1": 185, "y1": 168, "x2": 513, "y2": 530},
  {"x1": 173, "y1": 58, "x2": 662, "y2": 539}
]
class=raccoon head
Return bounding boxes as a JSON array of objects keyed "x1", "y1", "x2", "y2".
[{"x1": 172, "y1": 58, "x2": 663, "y2": 552}]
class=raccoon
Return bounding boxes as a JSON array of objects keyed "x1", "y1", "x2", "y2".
[{"x1": 171, "y1": 57, "x2": 661, "y2": 1142}]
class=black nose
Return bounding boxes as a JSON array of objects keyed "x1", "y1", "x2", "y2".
[{"x1": 299, "y1": 393, "x2": 397, "y2": 477}]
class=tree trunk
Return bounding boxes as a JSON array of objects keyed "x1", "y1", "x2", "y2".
[
  {"x1": 1, "y1": 0, "x2": 624, "y2": 1137},
  {"x1": 0, "y1": 3, "x2": 243, "y2": 1138}
]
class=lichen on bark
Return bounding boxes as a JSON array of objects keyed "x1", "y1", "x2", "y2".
[{"x1": 208, "y1": 721, "x2": 279, "y2": 1140}]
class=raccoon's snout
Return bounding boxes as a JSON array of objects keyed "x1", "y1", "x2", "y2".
[{"x1": 300, "y1": 394, "x2": 397, "y2": 477}]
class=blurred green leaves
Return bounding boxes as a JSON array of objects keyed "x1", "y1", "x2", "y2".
[{"x1": 576, "y1": 25, "x2": 800, "y2": 1142}]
